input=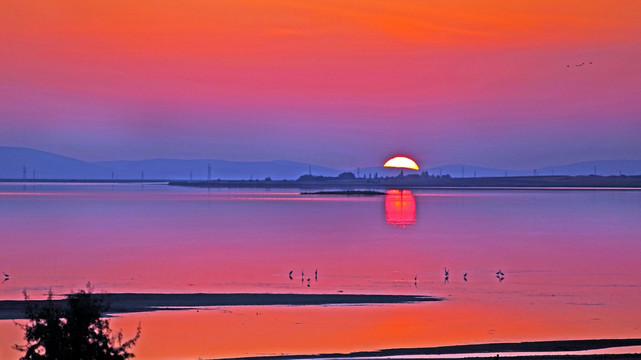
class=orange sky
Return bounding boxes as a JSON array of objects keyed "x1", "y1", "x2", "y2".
[{"x1": 1, "y1": 1, "x2": 640, "y2": 167}]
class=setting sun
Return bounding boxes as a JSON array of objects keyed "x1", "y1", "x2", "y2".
[{"x1": 383, "y1": 156, "x2": 419, "y2": 170}]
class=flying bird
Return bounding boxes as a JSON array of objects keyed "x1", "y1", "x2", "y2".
[
  {"x1": 288, "y1": 270, "x2": 293, "y2": 280},
  {"x1": 463, "y1": 273, "x2": 468, "y2": 282}
]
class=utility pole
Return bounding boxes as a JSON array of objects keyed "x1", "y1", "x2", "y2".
[
  {"x1": 23, "y1": 166, "x2": 27, "y2": 180},
  {"x1": 207, "y1": 164, "x2": 212, "y2": 181}
]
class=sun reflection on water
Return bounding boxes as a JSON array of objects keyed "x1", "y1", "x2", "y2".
[{"x1": 385, "y1": 189, "x2": 416, "y2": 228}]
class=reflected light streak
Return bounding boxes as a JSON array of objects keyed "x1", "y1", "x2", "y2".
[{"x1": 385, "y1": 189, "x2": 416, "y2": 227}]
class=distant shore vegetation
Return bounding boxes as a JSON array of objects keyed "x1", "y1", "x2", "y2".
[{"x1": 169, "y1": 172, "x2": 641, "y2": 189}]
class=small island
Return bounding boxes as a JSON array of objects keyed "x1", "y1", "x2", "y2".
[{"x1": 300, "y1": 190, "x2": 386, "y2": 195}]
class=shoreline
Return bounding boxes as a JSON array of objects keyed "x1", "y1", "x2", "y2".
[
  {"x1": 2, "y1": 175, "x2": 641, "y2": 190},
  {"x1": 217, "y1": 339, "x2": 641, "y2": 360},
  {"x1": 0, "y1": 292, "x2": 440, "y2": 320},
  {"x1": 168, "y1": 175, "x2": 641, "y2": 189}
]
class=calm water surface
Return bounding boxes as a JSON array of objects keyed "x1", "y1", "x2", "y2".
[{"x1": 1, "y1": 183, "x2": 640, "y2": 359}]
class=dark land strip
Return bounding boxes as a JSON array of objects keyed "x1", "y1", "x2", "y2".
[
  {"x1": 2, "y1": 175, "x2": 640, "y2": 189},
  {"x1": 300, "y1": 190, "x2": 386, "y2": 195},
  {"x1": 170, "y1": 175, "x2": 641, "y2": 190},
  {"x1": 218, "y1": 339, "x2": 641, "y2": 360},
  {"x1": 0, "y1": 293, "x2": 440, "y2": 320}
]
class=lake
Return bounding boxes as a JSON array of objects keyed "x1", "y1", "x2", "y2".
[{"x1": 1, "y1": 183, "x2": 640, "y2": 359}]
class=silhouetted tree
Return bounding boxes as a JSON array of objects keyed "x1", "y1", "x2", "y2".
[
  {"x1": 337, "y1": 172, "x2": 356, "y2": 180},
  {"x1": 297, "y1": 174, "x2": 329, "y2": 181},
  {"x1": 15, "y1": 286, "x2": 141, "y2": 360}
]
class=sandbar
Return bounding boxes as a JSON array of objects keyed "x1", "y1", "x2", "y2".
[
  {"x1": 0, "y1": 292, "x2": 440, "y2": 320},
  {"x1": 219, "y1": 339, "x2": 641, "y2": 360}
]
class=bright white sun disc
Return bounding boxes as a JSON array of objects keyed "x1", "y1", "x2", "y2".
[{"x1": 383, "y1": 156, "x2": 419, "y2": 170}]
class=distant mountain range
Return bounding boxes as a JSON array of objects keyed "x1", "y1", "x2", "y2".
[{"x1": 1, "y1": 146, "x2": 640, "y2": 180}]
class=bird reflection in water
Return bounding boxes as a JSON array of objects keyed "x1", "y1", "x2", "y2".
[{"x1": 385, "y1": 189, "x2": 416, "y2": 227}]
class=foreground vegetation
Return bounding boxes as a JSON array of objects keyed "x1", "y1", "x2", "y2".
[{"x1": 14, "y1": 287, "x2": 140, "y2": 360}]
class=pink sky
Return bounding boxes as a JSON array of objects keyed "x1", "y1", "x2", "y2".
[{"x1": 1, "y1": 1, "x2": 640, "y2": 168}]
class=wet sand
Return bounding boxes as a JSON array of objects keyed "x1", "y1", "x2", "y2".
[{"x1": 0, "y1": 292, "x2": 440, "y2": 320}]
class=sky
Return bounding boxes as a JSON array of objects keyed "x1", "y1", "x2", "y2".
[{"x1": 1, "y1": 0, "x2": 640, "y2": 169}]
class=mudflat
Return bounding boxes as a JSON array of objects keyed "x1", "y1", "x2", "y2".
[
  {"x1": 0, "y1": 292, "x2": 440, "y2": 320},
  {"x1": 218, "y1": 339, "x2": 641, "y2": 360}
]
